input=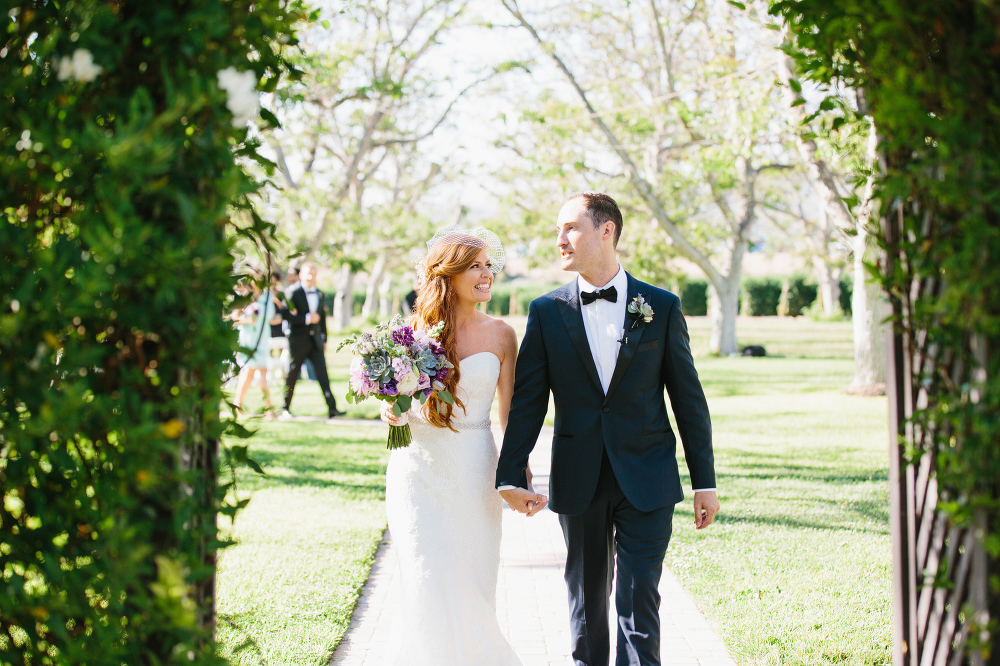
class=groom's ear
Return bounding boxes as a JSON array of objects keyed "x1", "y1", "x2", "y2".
[{"x1": 602, "y1": 221, "x2": 616, "y2": 242}]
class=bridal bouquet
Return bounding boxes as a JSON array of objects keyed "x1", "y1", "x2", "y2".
[{"x1": 337, "y1": 315, "x2": 455, "y2": 449}]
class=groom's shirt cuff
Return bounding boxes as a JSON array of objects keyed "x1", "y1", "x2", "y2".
[{"x1": 497, "y1": 485, "x2": 517, "y2": 491}]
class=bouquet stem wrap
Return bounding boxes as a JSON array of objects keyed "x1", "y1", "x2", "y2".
[{"x1": 387, "y1": 423, "x2": 412, "y2": 450}]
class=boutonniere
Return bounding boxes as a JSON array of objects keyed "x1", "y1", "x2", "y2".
[{"x1": 626, "y1": 294, "x2": 654, "y2": 331}]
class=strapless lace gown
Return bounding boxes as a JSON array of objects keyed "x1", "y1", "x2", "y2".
[{"x1": 384, "y1": 352, "x2": 522, "y2": 666}]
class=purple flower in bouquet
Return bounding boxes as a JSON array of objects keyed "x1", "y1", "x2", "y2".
[
  {"x1": 382, "y1": 379, "x2": 399, "y2": 396},
  {"x1": 391, "y1": 326, "x2": 415, "y2": 347},
  {"x1": 438, "y1": 366, "x2": 449, "y2": 381},
  {"x1": 417, "y1": 373, "x2": 431, "y2": 391},
  {"x1": 391, "y1": 356, "x2": 412, "y2": 377}
]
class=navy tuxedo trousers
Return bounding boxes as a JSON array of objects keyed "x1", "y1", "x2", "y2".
[{"x1": 559, "y1": 449, "x2": 674, "y2": 666}]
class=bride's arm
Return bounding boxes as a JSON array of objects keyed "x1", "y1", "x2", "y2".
[
  {"x1": 496, "y1": 322, "x2": 518, "y2": 434},
  {"x1": 496, "y1": 322, "x2": 533, "y2": 486}
]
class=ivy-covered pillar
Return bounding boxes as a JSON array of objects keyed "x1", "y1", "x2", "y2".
[{"x1": 0, "y1": 1, "x2": 307, "y2": 663}]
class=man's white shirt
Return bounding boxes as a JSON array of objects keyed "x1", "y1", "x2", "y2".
[
  {"x1": 499, "y1": 265, "x2": 714, "y2": 495},
  {"x1": 578, "y1": 267, "x2": 628, "y2": 395},
  {"x1": 305, "y1": 287, "x2": 319, "y2": 315}
]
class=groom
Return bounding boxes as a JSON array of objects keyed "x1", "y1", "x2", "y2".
[{"x1": 496, "y1": 192, "x2": 720, "y2": 666}]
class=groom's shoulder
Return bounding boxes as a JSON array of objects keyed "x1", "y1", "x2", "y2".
[
  {"x1": 530, "y1": 281, "x2": 575, "y2": 309},
  {"x1": 628, "y1": 275, "x2": 678, "y2": 306}
]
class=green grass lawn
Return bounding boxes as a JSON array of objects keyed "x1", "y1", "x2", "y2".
[
  {"x1": 669, "y1": 379, "x2": 890, "y2": 665},
  {"x1": 215, "y1": 415, "x2": 388, "y2": 665},
  {"x1": 218, "y1": 314, "x2": 890, "y2": 666}
]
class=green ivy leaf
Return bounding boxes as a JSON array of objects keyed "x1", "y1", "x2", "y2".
[
  {"x1": 259, "y1": 107, "x2": 282, "y2": 129},
  {"x1": 244, "y1": 456, "x2": 265, "y2": 475}
]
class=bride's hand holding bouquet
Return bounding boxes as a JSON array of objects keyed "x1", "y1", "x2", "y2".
[{"x1": 337, "y1": 315, "x2": 455, "y2": 449}]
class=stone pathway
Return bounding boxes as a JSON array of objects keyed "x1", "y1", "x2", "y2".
[{"x1": 329, "y1": 425, "x2": 737, "y2": 666}]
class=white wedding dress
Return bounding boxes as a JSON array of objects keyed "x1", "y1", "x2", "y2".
[{"x1": 384, "y1": 351, "x2": 522, "y2": 666}]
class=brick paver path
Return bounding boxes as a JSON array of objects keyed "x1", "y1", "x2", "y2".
[{"x1": 330, "y1": 425, "x2": 737, "y2": 666}]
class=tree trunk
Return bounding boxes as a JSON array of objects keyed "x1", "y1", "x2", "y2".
[
  {"x1": 378, "y1": 274, "x2": 394, "y2": 319},
  {"x1": 361, "y1": 254, "x2": 386, "y2": 320},
  {"x1": 851, "y1": 225, "x2": 887, "y2": 388},
  {"x1": 812, "y1": 256, "x2": 843, "y2": 317},
  {"x1": 708, "y1": 242, "x2": 745, "y2": 355},
  {"x1": 850, "y1": 112, "x2": 887, "y2": 390},
  {"x1": 332, "y1": 263, "x2": 354, "y2": 332},
  {"x1": 708, "y1": 277, "x2": 740, "y2": 355}
]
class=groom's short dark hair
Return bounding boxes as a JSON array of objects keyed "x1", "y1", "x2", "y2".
[{"x1": 566, "y1": 192, "x2": 623, "y2": 247}]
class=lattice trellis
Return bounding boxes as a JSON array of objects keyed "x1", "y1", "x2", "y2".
[{"x1": 886, "y1": 205, "x2": 995, "y2": 666}]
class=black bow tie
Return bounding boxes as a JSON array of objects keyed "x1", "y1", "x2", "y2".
[{"x1": 581, "y1": 286, "x2": 617, "y2": 305}]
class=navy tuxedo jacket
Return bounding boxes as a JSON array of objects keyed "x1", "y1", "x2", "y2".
[{"x1": 495, "y1": 273, "x2": 716, "y2": 515}]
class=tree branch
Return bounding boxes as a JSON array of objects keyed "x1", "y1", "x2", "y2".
[
  {"x1": 306, "y1": 108, "x2": 386, "y2": 260},
  {"x1": 501, "y1": 0, "x2": 724, "y2": 287},
  {"x1": 371, "y1": 70, "x2": 496, "y2": 148}
]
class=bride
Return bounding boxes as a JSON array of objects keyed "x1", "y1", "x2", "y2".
[{"x1": 380, "y1": 227, "x2": 548, "y2": 666}]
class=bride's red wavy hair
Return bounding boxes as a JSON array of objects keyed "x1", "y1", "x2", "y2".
[{"x1": 413, "y1": 240, "x2": 485, "y2": 431}]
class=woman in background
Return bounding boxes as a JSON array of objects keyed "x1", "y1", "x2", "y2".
[{"x1": 232, "y1": 271, "x2": 280, "y2": 416}]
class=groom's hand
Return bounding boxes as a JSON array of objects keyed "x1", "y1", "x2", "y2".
[
  {"x1": 693, "y1": 491, "x2": 720, "y2": 529},
  {"x1": 499, "y1": 488, "x2": 548, "y2": 516}
]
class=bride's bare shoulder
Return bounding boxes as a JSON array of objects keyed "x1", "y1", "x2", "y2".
[{"x1": 482, "y1": 316, "x2": 517, "y2": 361}]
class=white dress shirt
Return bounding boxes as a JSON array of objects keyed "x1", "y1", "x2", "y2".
[
  {"x1": 305, "y1": 287, "x2": 319, "y2": 314},
  {"x1": 578, "y1": 266, "x2": 628, "y2": 395}
]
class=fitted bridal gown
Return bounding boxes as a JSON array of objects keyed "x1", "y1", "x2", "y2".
[{"x1": 384, "y1": 351, "x2": 522, "y2": 666}]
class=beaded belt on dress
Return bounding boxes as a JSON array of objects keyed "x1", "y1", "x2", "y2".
[{"x1": 409, "y1": 414, "x2": 491, "y2": 430}]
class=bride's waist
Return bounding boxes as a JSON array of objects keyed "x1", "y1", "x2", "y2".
[{"x1": 409, "y1": 413, "x2": 492, "y2": 431}]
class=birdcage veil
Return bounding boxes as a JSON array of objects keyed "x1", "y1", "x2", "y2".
[{"x1": 415, "y1": 225, "x2": 505, "y2": 284}]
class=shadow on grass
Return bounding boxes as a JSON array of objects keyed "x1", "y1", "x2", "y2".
[
  {"x1": 710, "y1": 512, "x2": 890, "y2": 535},
  {"x1": 677, "y1": 445, "x2": 891, "y2": 535},
  {"x1": 721, "y1": 468, "x2": 888, "y2": 485},
  {"x1": 218, "y1": 612, "x2": 267, "y2": 665},
  {"x1": 238, "y1": 423, "x2": 389, "y2": 498}
]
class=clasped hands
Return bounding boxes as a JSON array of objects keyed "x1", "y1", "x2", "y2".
[{"x1": 499, "y1": 486, "x2": 548, "y2": 517}]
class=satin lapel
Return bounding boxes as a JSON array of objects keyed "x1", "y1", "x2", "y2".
[
  {"x1": 603, "y1": 274, "x2": 645, "y2": 405},
  {"x1": 554, "y1": 284, "x2": 604, "y2": 395}
]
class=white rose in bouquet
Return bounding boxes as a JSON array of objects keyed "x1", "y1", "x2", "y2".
[{"x1": 397, "y1": 370, "x2": 420, "y2": 395}]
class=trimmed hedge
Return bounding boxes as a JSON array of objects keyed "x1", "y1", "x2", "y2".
[
  {"x1": 0, "y1": 2, "x2": 305, "y2": 663},
  {"x1": 742, "y1": 278, "x2": 783, "y2": 316},
  {"x1": 679, "y1": 280, "x2": 709, "y2": 316},
  {"x1": 786, "y1": 275, "x2": 818, "y2": 317}
]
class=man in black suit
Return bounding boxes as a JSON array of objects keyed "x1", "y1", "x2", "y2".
[
  {"x1": 280, "y1": 262, "x2": 344, "y2": 420},
  {"x1": 496, "y1": 192, "x2": 720, "y2": 666}
]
